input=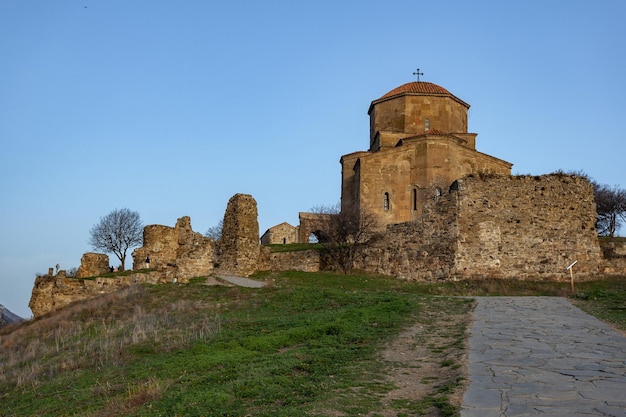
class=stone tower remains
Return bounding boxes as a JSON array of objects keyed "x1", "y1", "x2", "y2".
[{"x1": 217, "y1": 193, "x2": 260, "y2": 277}]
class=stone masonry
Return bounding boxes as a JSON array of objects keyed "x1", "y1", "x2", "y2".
[
  {"x1": 30, "y1": 195, "x2": 259, "y2": 317},
  {"x1": 217, "y1": 194, "x2": 260, "y2": 277},
  {"x1": 355, "y1": 174, "x2": 602, "y2": 281},
  {"x1": 260, "y1": 222, "x2": 299, "y2": 245},
  {"x1": 29, "y1": 269, "x2": 165, "y2": 317},
  {"x1": 453, "y1": 174, "x2": 600, "y2": 279},
  {"x1": 132, "y1": 216, "x2": 215, "y2": 282},
  {"x1": 76, "y1": 253, "x2": 110, "y2": 278}
]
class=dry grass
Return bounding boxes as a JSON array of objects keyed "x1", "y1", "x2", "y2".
[{"x1": 0, "y1": 284, "x2": 221, "y2": 389}]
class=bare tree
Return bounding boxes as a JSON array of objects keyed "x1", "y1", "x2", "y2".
[
  {"x1": 315, "y1": 208, "x2": 379, "y2": 274},
  {"x1": 89, "y1": 208, "x2": 143, "y2": 271},
  {"x1": 205, "y1": 219, "x2": 223, "y2": 240},
  {"x1": 553, "y1": 170, "x2": 626, "y2": 237},
  {"x1": 594, "y1": 184, "x2": 626, "y2": 237}
]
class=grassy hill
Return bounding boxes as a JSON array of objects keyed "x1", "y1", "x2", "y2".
[{"x1": 1, "y1": 272, "x2": 624, "y2": 417}]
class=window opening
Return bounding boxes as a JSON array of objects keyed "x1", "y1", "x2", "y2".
[
  {"x1": 425, "y1": 118, "x2": 430, "y2": 132},
  {"x1": 413, "y1": 189, "x2": 418, "y2": 211},
  {"x1": 384, "y1": 192, "x2": 390, "y2": 211}
]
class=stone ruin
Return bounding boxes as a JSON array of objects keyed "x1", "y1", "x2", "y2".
[
  {"x1": 76, "y1": 253, "x2": 110, "y2": 278},
  {"x1": 28, "y1": 180, "x2": 626, "y2": 318},
  {"x1": 29, "y1": 194, "x2": 263, "y2": 317},
  {"x1": 216, "y1": 194, "x2": 260, "y2": 277},
  {"x1": 355, "y1": 174, "x2": 604, "y2": 281},
  {"x1": 132, "y1": 216, "x2": 215, "y2": 282}
]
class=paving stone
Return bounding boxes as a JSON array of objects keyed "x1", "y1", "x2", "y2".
[{"x1": 460, "y1": 297, "x2": 626, "y2": 417}]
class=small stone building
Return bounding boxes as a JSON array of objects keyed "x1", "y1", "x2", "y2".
[
  {"x1": 260, "y1": 222, "x2": 299, "y2": 245},
  {"x1": 341, "y1": 81, "x2": 512, "y2": 228}
]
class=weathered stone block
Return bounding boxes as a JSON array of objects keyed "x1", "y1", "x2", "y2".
[{"x1": 76, "y1": 253, "x2": 110, "y2": 278}]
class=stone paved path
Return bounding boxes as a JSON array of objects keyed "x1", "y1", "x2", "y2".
[
  {"x1": 461, "y1": 297, "x2": 626, "y2": 417},
  {"x1": 215, "y1": 275, "x2": 266, "y2": 288}
]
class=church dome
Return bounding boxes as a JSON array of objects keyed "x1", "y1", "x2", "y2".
[{"x1": 372, "y1": 81, "x2": 469, "y2": 109}]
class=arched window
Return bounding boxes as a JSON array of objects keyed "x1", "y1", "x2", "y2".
[
  {"x1": 413, "y1": 188, "x2": 418, "y2": 211},
  {"x1": 384, "y1": 192, "x2": 390, "y2": 211},
  {"x1": 425, "y1": 118, "x2": 430, "y2": 132}
]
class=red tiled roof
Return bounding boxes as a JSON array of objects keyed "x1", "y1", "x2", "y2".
[
  {"x1": 370, "y1": 81, "x2": 470, "y2": 110},
  {"x1": 379, "y1": 82, "x2": 452, "y2": 99}
]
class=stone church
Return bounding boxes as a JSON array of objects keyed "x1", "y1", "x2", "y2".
[{"x1": 340, "y1": 81, "x2": 512, "y2": 227}]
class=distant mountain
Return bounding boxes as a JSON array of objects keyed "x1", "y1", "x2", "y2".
[{"x1": 0, "y1": 304, "x2": 24, "y2": 327}]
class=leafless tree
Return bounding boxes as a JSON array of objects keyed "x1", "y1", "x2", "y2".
[
  {"x1": 205, "y1": 219, "x2": 223, "y2": 240},
  {"x1": 89, "y1": 208, "x2": 143, "y2": 271},
  {"x1": 594, "y1": 184, "x2": 626, "y2": 237},
  {"x1": 553, "y1": 170, "x2": 626, "y2": 237},
  {"x1": 314, "y1": 207, "x2": 379, "y2": 274}
]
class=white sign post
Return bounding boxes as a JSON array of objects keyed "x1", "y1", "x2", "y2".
[{"x1": 565, "y1": 260, "x2": 578, "y2": 294}]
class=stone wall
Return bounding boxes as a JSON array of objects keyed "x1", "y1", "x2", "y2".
[
  {"x1": 598, "y1": 239, "x2": 626, "y2": 275},
  {"x1": 258, "y1": 247, "x2": 320, "y2": 272},
  {"x1": 298, "y1": 212, "x2": 331, "y2": 243},
  {"x1": 353, "y1": 174, "x2": 602, "y2": 281},
  {"x1": 132, "y1": 216, "x2": 215, "y2": 281},
  {"x1": 354, "y1": 192, "x2": 459, "y2": 281},
  {"x1": 76, "y1": 253, "x2": 110, "y2": 278},
  {"x1": 132, "y1": 224, "x2": 178, "y2": 270},
  {"x1": 454, "y1": 174, "x2": 601, "y2": 279},
  {"x1": 217, "y1": 194, "x2": 260, "y2": 277},
  {"x1": 29, "y1": 270, "x2": 168, "y2": 317},
  {"x1": 29, "y1": 193, "x2": 262, "y2": 317}
]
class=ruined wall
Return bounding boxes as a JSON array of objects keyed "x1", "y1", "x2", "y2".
[
  {"x1": 354, "y1": 174, "x2": 602, "y2": 281},
  {"x1": 298, "y1": 212, "x2": 331, "y2": 243},
  {"x1": 598, "y1": 239, "x2": 626, "y2": 275},
  {"x1": 353, "y1": 193, "x2": 459, "y2": 281},
  {"x1": 173, "y1": 216, "x2": 215, "y2": 281},
  {"x1": 30, "y1": 193, "x2": 261, "y2": 317},
  {"x1": 257, "y1": 247, "x2": 320, "y2": 272},
  {"x1": 454, "y1": 174, "x2": 601, "y2": 279},
  {"x1": 217, "y1": 194, "x2": 260, "y2": 277},
  {"x1": 132, "y1": 224, "x2": 178, "y2": 270},
  {"x1": 29, "y1": 270, "x2": 166, "y2": 317},
  {"x1": 132, "y1": 216, "x2": 215, "y2": 281},
  {"x1": 76, "y1": 253, "x2": 110, "y2": 278}
]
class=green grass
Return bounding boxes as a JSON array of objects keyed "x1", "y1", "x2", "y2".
[
  {"x1": 0, "y1": 272, "x2": 624, "y2": 416},
  {"x1": 569, "y1": 276, "x2": 626, "y2": 331},
  {"x1": 265, "y1": 243, "x2": 323, "y2": 252}
]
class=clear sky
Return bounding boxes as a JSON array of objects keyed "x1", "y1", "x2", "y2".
[{"x1": 1, "y1": 0, "x2": 625, "y2": 318}]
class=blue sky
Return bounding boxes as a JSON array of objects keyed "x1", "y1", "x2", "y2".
[{"x1": 1, "y1": 0, "x2": 625, "y2": 317}]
